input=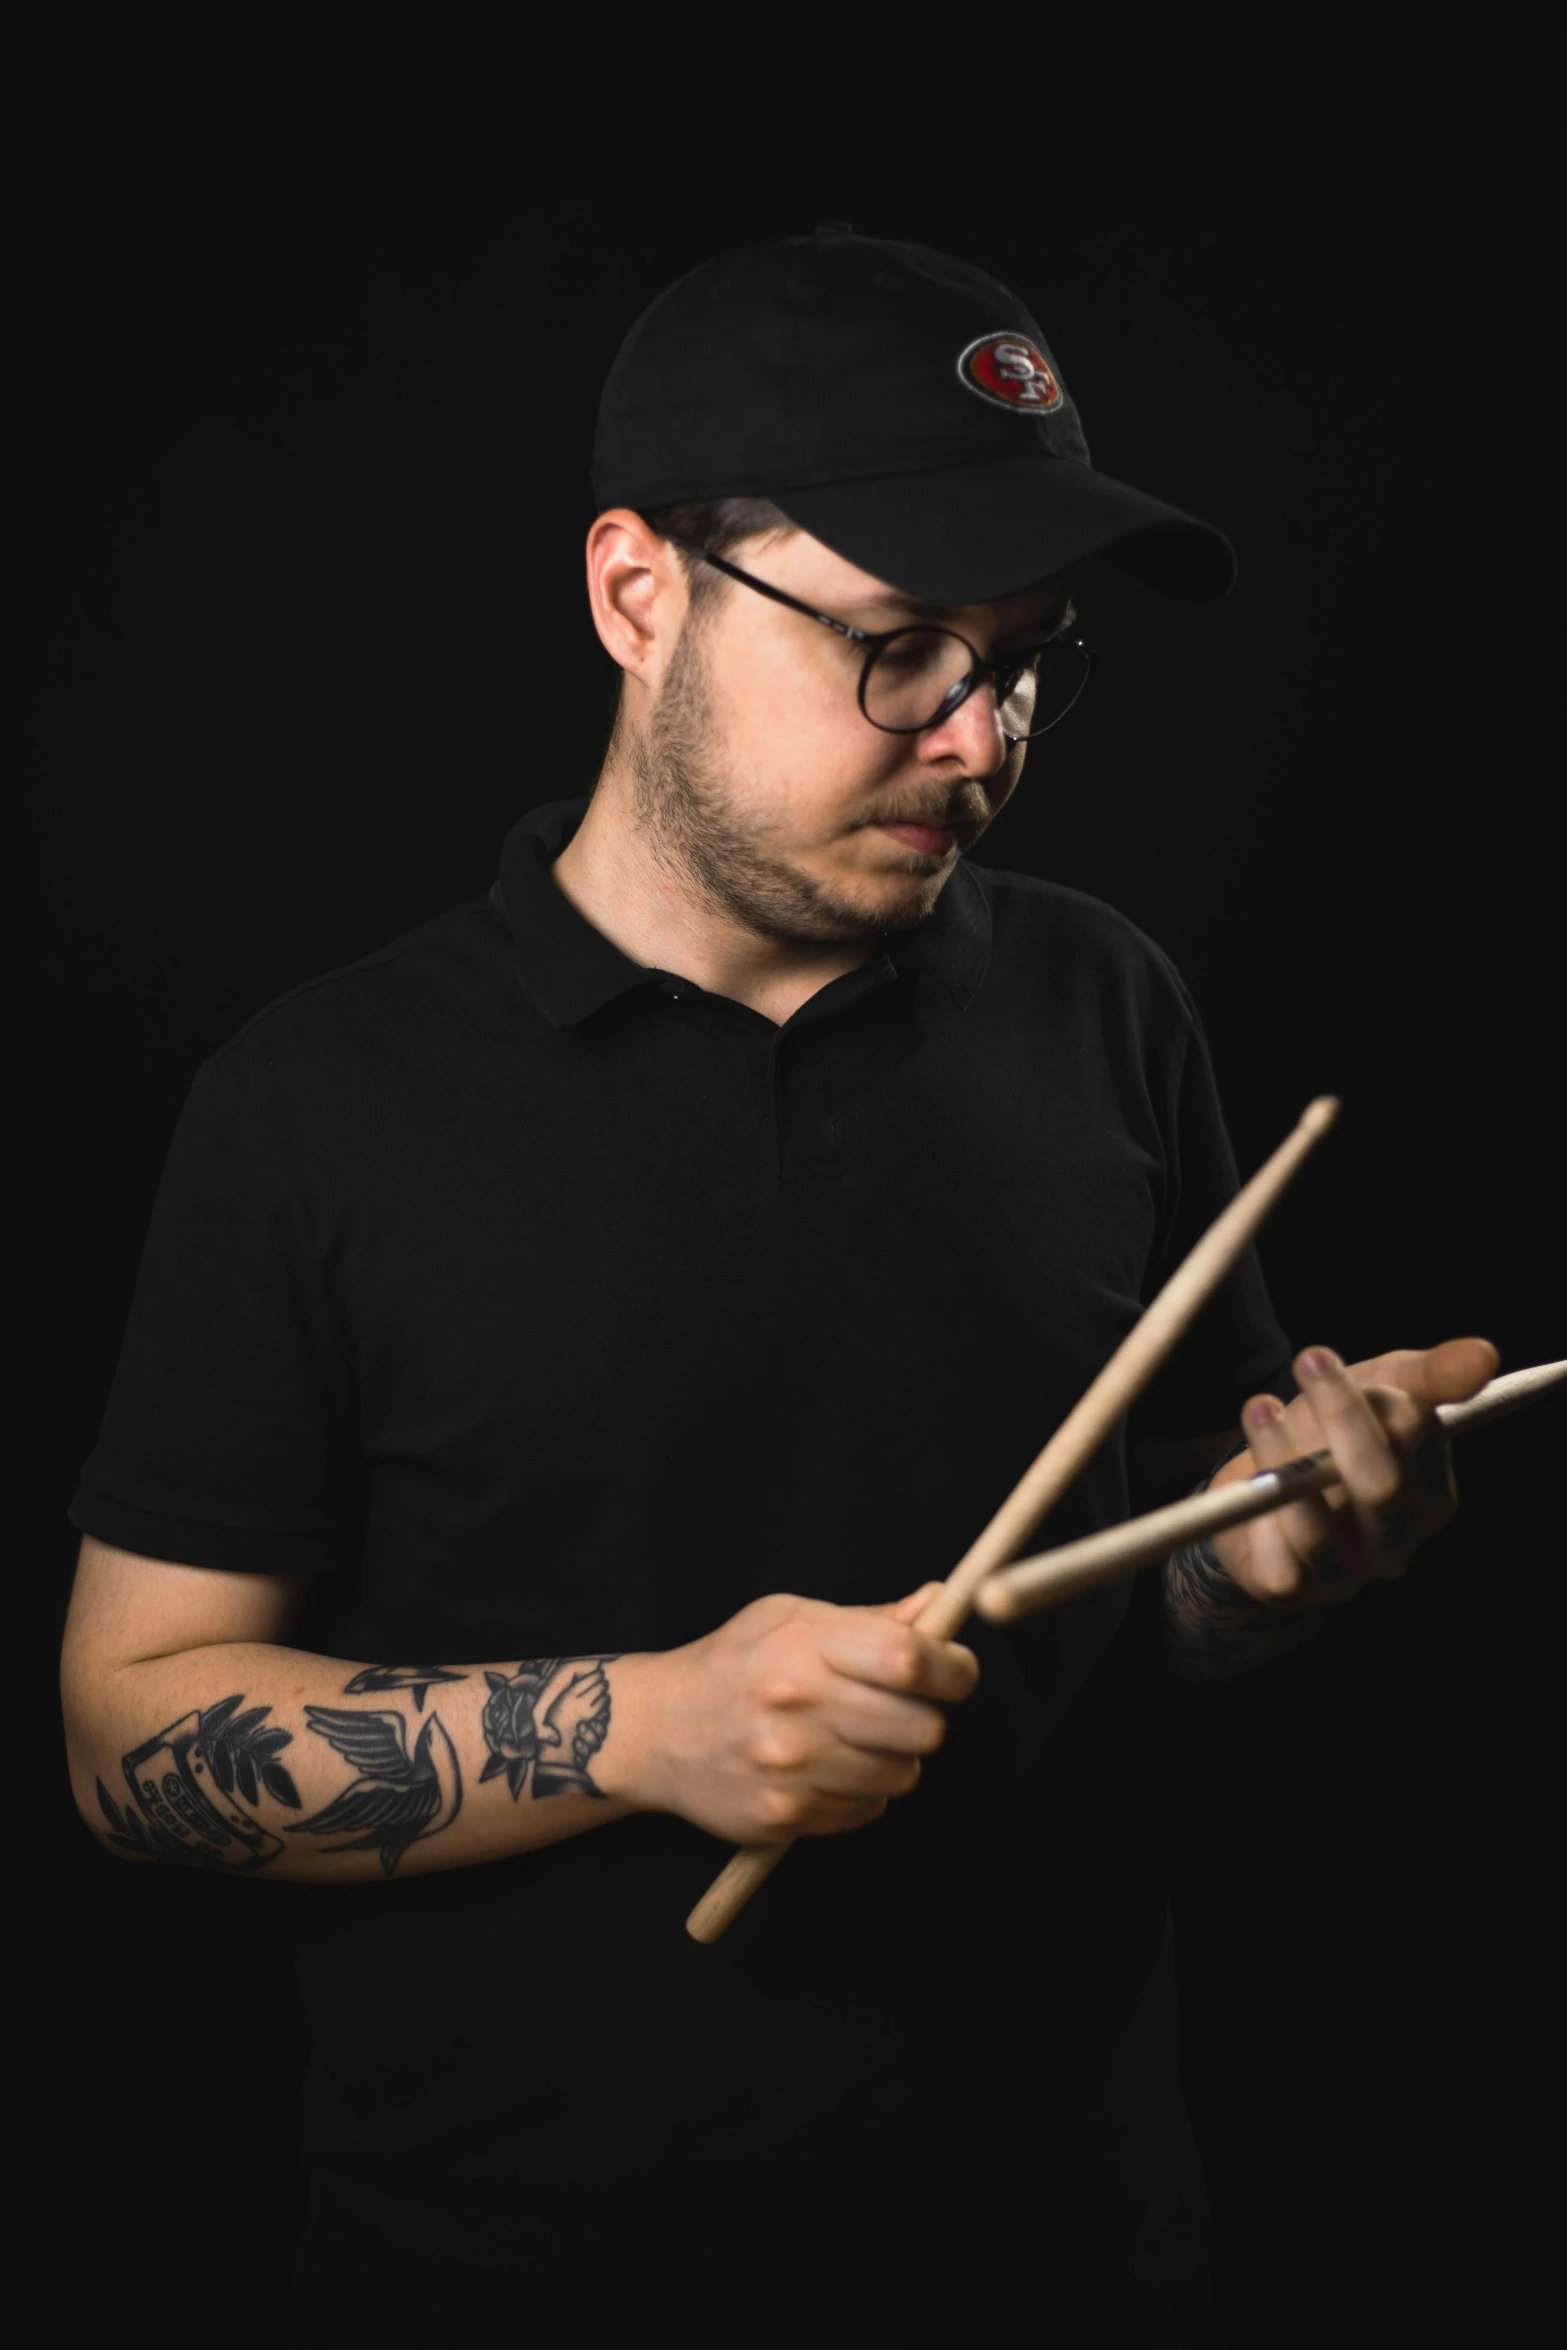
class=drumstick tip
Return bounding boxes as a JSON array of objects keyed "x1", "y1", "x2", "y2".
[
  {"x1": 1301, "y1": 1095, "x2": 1341, "y2": 1137},
  {"x1": 972, "y1": 1578, "x2": 1016, "y2": 1622}
]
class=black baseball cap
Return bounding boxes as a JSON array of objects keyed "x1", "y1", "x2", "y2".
[{"x1": 591, "y1": 222, "x2": 1237, "y2": 606}]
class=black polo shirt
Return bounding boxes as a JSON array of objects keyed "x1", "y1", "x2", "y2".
[{"x1": 71, "y1": 792, "x2": 1296, "y2": 2348}]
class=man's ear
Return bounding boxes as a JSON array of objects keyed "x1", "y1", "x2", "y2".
[{"x1": 584, "y1": 508, "x2": 689, "y2": 701}]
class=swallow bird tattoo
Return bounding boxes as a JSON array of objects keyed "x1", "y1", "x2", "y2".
[{"x1": 285, "y1": 1706, "x2": 463, "y2": 1874}]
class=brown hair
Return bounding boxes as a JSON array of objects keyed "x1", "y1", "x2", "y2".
[{"x1": 641, "y1": 493, "x2": 797, "y2": 606}]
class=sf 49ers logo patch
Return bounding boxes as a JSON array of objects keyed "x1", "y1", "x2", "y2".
[{"x1": 957, "y1": 331, "x2": 1064, "y2": 412}]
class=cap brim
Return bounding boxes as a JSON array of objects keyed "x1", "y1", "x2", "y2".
[{"x1": 769, "y1": 454, "x2": 1237, "y2": 604}]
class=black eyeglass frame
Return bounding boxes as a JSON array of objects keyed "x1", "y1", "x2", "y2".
[{"x1": 668, "y1": 536, "x2": 1097, "y2": 742}]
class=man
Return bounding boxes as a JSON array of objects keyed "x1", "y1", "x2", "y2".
[{"x1": 61, "y1": 225, "x2": 1494, "y2": 2347}]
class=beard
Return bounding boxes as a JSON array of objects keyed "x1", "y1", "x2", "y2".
[{"x1": 623, "y1": 609, "x2": 944, "y2": 948}]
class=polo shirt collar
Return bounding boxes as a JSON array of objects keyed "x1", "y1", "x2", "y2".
[{"x1": 495, "y1": 794, "x2": 993, "y2": 1031}]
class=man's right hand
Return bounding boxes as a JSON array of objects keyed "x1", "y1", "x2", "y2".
[{"x1": 611, "y1": 1586, "x2": 980, "y2": 1845}]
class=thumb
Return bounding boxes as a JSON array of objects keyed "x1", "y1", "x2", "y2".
[
  {"x1": 880, "y1": 1582, "x2": 945, "y2": 1623},
  {"x1": 1413, "y1": 1336, "x2": 1501, "y2": 1405},
  {"x1": 1350, "y1": 1336, "x2": 1500, "y2": 1406}
]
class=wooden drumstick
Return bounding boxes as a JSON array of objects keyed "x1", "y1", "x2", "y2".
[
  {"x1": 685, "y1": 1093, "x2": 1342, "y2": 1944},
  {"x1": 973, "y1": 1357, "x2": 1567, "y2": 1621}
]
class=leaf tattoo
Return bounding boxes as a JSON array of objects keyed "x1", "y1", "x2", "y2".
[
  {"x1": 95, "y1": 1693, "x2": 298, "y2": 1872},
  {"x1": 196, "y1": 1694, "x2": 302, "y2": 1808},
  {"x1": 95, "y1": 1778, "x2": 157, "y2": 1859}
]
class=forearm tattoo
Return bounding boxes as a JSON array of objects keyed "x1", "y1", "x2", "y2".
[
  {"x1": 1159, "y1": 1530, "x2": 1329, "y2": 1683},
  {"x1": 341, "y1": 1663, "x2": 467, "y2": 1709},
  {"x1": 1160, "y1": 1417, "x2": 1457, "y2": 1680},
  {"x1": 478, "y1": 1658, "x2": 619, "y2": 1800},
  {"x1": 283, "y1": 1705, "x2": 464, "y2": 1874},
  {"x1": 95, "y1": 1695, "x2": 304, "y2": 1873},
  {"x1": 91, "y1": 1652, "x2": 620, "y2": 1877}
]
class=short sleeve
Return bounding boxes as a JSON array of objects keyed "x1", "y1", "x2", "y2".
[
  {"x1": 68, "y1": 1047, "x2": 358, "y2": 1573},
  {"x1": 1126, "y1": 972, "x2": 1299, "y2": 1440}
]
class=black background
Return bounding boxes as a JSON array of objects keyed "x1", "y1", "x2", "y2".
[{"x1": 22, "y1": 8, "x2": 1559, "y2": 2343}]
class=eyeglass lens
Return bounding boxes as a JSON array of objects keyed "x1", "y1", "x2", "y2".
[{"x1": 863, "y1": 628, "x2": 1089, "y2": 739}]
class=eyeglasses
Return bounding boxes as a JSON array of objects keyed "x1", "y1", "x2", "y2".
[{"x1": 668, "y1": 537, "x2": 1097, "y2": 742}]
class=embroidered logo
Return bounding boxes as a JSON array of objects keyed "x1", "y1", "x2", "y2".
[{"x1": 957, "y1": 331, "x2": 1064, "y2": 413}]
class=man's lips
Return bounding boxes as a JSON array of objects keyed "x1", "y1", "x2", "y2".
[{"x1": 874, "y1": 819, "x2": 968, "y2": 852}]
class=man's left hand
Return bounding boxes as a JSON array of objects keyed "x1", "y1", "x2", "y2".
[{"x1": 1208, "y1": 1336, "x2": 1500, "y2": 1606}]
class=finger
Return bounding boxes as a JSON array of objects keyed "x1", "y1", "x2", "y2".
[
  {"x1": 1296, "y1": 1345, "x2": 1419, "y2": 1570},
  {"x1": 798, "y1": 1741, "x2": 925, "y2": 1800},
  {"x1": 1237, "y1": 1391, "x2": 1354, "y2": 1600},
  {"x1": 1346, "y1": 1336, "x2": 1499, "y2": 1407},
  {"x1": 1413, "y1": 1335, "x2": 1498, "y2": 1403},
  {"x1": 880, "y1": 1582, "x2": 946, "y2": 1623},
  {"x1": 823, "y1": 1687, "x2": 951, "y2": 1758},
  {"x1": 1334, "y1": 1368, "x2": 1450, "y2": 1486},
  {"x1": 822, "y1": 1612, "x2": 980, "y2": 1703},
  {"x1": 1360, "y1": 1381, "x2": 1426, "y2": 1454},
  {"x1": 1364, "y1": 1382, "x2": 1459, "y2": 1521},
  {"x1": 794, "y1": 1792, "x2": 890, "y2": 1838}
]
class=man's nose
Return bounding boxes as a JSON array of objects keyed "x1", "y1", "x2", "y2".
[{"x1": 917, "y1": 676, "x2": 1012, "y2": 773}]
